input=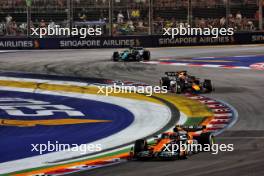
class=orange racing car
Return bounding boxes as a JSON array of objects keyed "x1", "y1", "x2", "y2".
[{"x1": 130, "y1": 125, "x2": 215, "y2": 160}]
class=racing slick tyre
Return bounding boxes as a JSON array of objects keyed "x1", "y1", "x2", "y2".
[
  {"x1": 134, "y1": 139, "x2": 147, "y2": 157},
  {"x1": 142, "y1": 51, "x2": 150, "y2": 61},
  {"x1": 177, "y1": 141, "x2": 188, "y2": 160},
  {"x1": 112, "y1": 52, "x2": 119, "y2": 62},
  {"x1": 160, "y1": 77, "x2": 170, "y2": 89},
  {"x1": 197, "y1": 132, "x2": 215, "y2": 152},
  {"x1": 191, "y1": 140, "x2": 199, "y2": 154},
  {"x1": 203, "y1": 79, "x2": 213, "y2": 93},
  {"x1": 179, "y1": 150, "x2": 188, "y2": 160},
  {"x1": 171, "y1": 81, "x2": 182, "y2": 94}
]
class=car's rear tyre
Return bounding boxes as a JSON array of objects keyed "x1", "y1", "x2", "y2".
[
  {"x1": 112, "y1": 52, "x2": 119, "y2": 62},
  {"x1": 179, "y1": 151, "x2": 187, "y2": 160},
  {"x1": 160, "y1": 77, "x2": 170, "y2": 89},
  {"x1": 176, "y1": 141, "x2": 188, "y2": 159},
  {"x1": 191, "y1": 140, "x2": 199, "y2": 154},
  {"x1": 203, "y1": 79, "x2": 213, "y2": 93},
  {"x1": 143, "y1": 51, "x2": 150, "y2": 61},
  {"x1": 172, "y1": 81, "x2": 182, "y2": 94}
]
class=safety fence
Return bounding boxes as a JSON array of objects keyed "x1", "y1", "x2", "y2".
[{"x1": 0, "y1": 0, "x2": 263, "y2": 37}]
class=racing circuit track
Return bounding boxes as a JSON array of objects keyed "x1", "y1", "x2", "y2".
[{"x1": 0, "y1": 45, "x2": 264, "y2": 176}]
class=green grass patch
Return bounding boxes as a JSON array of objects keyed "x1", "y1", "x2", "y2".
[{"x1": 184, "y1": 117, "x2": 205, "y2": 126}]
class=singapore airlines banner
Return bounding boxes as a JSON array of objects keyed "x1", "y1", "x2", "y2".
[{"x1": 0, "y1": 32, "x2": 264, "y2": 49}]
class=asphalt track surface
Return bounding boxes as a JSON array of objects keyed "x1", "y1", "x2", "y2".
[{"x1": 0, "y1": 45, "x2": 264, "y2": 176}]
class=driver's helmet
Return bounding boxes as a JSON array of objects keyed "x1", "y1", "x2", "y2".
[
  {"x1": 174, "y1": 125, "x2": 184, "y2": 132},
  {"x1": 178, "y1": 71, "x2": 187, "y2": 80}
]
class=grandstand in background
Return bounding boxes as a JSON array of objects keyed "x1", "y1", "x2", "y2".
[{"x1": 0, "y1": 0, "x2": 263, "y2": 37}]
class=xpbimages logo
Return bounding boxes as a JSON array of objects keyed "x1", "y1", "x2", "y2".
[
  {"x1": 31, "y1": 141, "x2": 102, "y2": 154},
  {"x1": 163, "y1": 25, "x2": 234, "y2": 39},
  {"x1": 31, "y1": 26, "x2": 102, "y2": 38},
  {"x1": 96, "y1": 83, "x2": 168, "y2": 96},
  {"x1": 163, "y1": 141, "x2": 234, "y2": 155}
]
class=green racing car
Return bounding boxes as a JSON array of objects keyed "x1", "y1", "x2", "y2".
[{"x1": 112, "y1": 47, "x2": 150, "y2": 62}]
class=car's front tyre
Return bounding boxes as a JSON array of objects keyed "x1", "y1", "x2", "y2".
[
  {"x1": 134, "y1": 139, "x2": 147, "y2": 158},
  {"x1": 203, "y1": 79, "x2": 213, "y2": 93},
  {"x1": 196, "y1": 132, "x2": 215, "y2": 152}
]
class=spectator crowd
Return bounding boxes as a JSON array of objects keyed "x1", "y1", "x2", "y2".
[{"x1": 0, "y1": 0, "x2": 262, "y2": 36}]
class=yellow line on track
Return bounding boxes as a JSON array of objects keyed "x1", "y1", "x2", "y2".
[
  {"x1": 0, "y1": 80, "x2": 161, "y2": 104},
  {"x1": 0, "y1": 79, "x2": 213, "y2": 118},
  {"x1": 154, "y1": 93, "x2": 213, "y2": 118}
]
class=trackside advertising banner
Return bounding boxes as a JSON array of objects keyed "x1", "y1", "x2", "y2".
[
  {"x1": 0, "y1": 32, "x2": 264, "y2": 49},
  {"x1": 0, "y1": 39, "x2": 38, "y2": 49}
]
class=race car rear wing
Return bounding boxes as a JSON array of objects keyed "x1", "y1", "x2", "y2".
[
  {"x1": 165, "y1": 71, "x2": 187, "y2": 77},
  {"x1": 173, "y1": 125, "x2": 206, "y2": 132},
  {"x1": 132, "y1": 47, "x2": 144, "y2": 50},
  {"x1": 165, "y1": 72, "x2": 178, "y2": 76}
]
